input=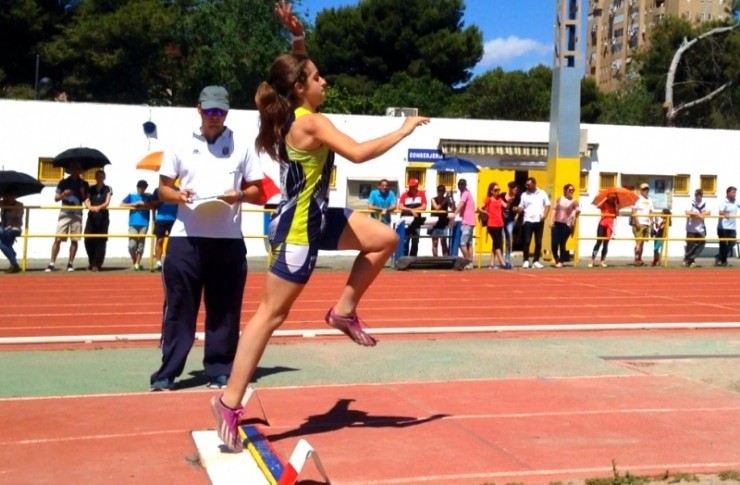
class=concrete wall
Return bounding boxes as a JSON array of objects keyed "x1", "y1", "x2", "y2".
[{"x1": 1, "y1": 99, "x2": 738, "y2": 261}]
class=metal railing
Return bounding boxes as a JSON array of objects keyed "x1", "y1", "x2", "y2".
[{"x1": 4, "y1": 205, "x2": 735, "y2": 271}]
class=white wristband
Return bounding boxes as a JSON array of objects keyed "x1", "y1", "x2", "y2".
[{"x1": 290, "y1": 33, "x2": 305, "y2": 42}]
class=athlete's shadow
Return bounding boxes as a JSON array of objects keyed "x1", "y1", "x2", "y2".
[
  {"x1": 175, "y1": 366, "x2": 299, "y2": 390},
  {"x1": 264, "y1": 398, "x2": 448, "y2": 442}
]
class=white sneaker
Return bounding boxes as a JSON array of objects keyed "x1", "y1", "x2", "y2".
[
  {"x1": 45, "y1": 263, "x2": 55, "y2": 273},
  {"x1": 532, "y1": 261, "x2": 544, "y2": 269},
  {"x1": 464, "y1": 262, "x2": 474, "y2": 270},
  {"x1": 522, "y1": 261, "x2": 530, "y2": 269}
]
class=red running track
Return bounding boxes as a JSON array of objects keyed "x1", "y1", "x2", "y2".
[
  {"x1": 2, "y1": 374, "x2": 739, "y2": 484},
  {"x1": 2, "y1": 269, "x2": 740, "y2": 339}
]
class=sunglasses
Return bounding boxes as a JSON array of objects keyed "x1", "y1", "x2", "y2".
[
  {"x1": 493, "y1": 188, "x2": 500, "y2": 192},
  {"x1": 202, "y1": 108, "x2": 227, "y2": 117}
]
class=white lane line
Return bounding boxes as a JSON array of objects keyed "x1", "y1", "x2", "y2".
[{"x1": 1, "y1": 321, "x2": 739, "y2": 344}]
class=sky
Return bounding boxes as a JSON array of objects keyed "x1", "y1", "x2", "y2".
[{"x1": 300, "y1": 0, "x2": 570, "y2": 77}]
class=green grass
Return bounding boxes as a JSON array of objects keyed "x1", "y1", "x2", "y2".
[
  {"x1": 718, "y1": 470, "x2": 740, "y2": 481},
  {"x1": 479, "y1": 465, "x2": 740, "y2": 485},
  {"x1": 584, "y1": 460, "x2": 650, "y2": 485},
  {"x1": 667, "y1": 472, "x2": 699, "y2": 483}
]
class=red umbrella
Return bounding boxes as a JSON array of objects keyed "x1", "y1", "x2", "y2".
[{"x1": 592, "y1": 186, "x2": 639, "y2": 210}]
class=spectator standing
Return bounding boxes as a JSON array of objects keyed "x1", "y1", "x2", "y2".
[
  {"x1": 715, "y1": 185, "x2": 738, "y2": 267},
  {"x1": 453, "y1": 178, "x2": 477, "y2": 269},
  {"x1": 367, "y1": 179, "x2": 396, "y2": 225},
  {"x1": 588, "y1": 193, "x2": 618, "y2": 268},
  {"x1": 651, "y1": 209, "x2": 671, "y2": 266},
  {"x1": 480, "y1": 182, "x2": 507, "y2": 269},
  {"x1": 46, "y1": 161, "x2": 89, "y2": 272},
  {"x1": 150, "y1": 187, "x2": 179, "y2": 272},
  {"x1": 149, "y1": 84, "x2": 264, "y2": 392},
  {"x1": 631, "y1": 183, "x2": 654, "y2": 266},
  {"x1": 121, "y1": 180, "x2": 153, "y2": 271},
  {"x1": 516, "y1": 177, "x2": 550, "y2": 269},
  {"x1": 683, "y1": 188, "x2": 709, "y2": 267},
  {"x1": 398, "y1": 178, "x2": 427, "y2": 257},
  {"x1": 430, "y1": 184, "x2": 455, "y2": 256},
  {"x1": 0, "y1": 191, "x2": 23, "y2": 273},
  {"x1": 548, "y1": 183, "x2": 580, "y2": 268},
  {"x1": 83, "y1": 170, "x2": 112, "y2": 272},
  {"x1": 501, "y1": 181, "x2": 518, "y2": 267}
]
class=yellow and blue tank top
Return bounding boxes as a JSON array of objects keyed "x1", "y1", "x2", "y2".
[{"x1": 270, "y1": 107, "x2": 335, "y2": 246}]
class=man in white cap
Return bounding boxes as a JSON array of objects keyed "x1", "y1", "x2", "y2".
[
  {"x1": 631, "y1": 182, "x2": 655, "y2": 266},
  {"x1": 149, "y1": 84, "x2": 264, "y2": 391}
]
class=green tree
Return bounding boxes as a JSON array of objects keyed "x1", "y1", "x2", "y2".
[
  {"x1": 38, "y1": 0, "x2": 301, "y2": 106},
  {"x1": 370, "y1": 73, "x2": 452, "y2": 117},
  {"x1": 635, "y1": 17, "x2": 740, "y2": 128},
  {"x1": 596, "y1": 77, "x2": 657, "y2": 126},
  {"x1": 41, "y1": 0, "x2": 180, "y2": 104},
  {"x1": 172, "y1": 0, "x2": 297, "y2": 108},
  {"x1": 0, "y1": 0, "x2": 65, "y2": 98},
  {"x1": 310, "y1": 0, "x2": 482, "y2": 95},
  {"x1": 444, "y1": 66, "x2": 551, "y2": 121},
  {"x1": 320, "y1": 85, "x2": 382, "y2": 114},
  {"x1": 580, "y1": 77, "x2": 602, "y2": 123}
]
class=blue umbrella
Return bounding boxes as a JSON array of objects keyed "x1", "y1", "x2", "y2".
[{"x1": 430, "y1": 156, "x2": 479, "y2": 173}]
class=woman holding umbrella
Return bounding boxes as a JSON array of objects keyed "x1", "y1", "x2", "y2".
[
  {"x1": 83, "y1": 170, "x2": 112, "y2": 271},
  {"x1": 0, "y1": 189, "x2": 24, "y2": 273},
  {"x1": 588, "y1": 188, "x2": 633, "y2": 267},
  {"x1": 0, "y1": 172, "x2": 43, "y2": 273}
]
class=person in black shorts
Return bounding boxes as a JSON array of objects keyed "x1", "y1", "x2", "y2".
[{"x1": 150, "y1": 187, "x2": 178, "y2": 272}]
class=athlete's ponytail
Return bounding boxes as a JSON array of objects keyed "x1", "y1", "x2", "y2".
[{"x1": 255, "y1": 53, "x2": 310, "y2": 161}]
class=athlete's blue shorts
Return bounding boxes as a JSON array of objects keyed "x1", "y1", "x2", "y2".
[{"x1": 269, "y1": 208, "x2": 353, "y2": 284}]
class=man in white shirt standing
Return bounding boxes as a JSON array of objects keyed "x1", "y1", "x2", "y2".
[
  {"x1": 716, "y1": 185, "x2": 738, "y2": 267},
  {"x1": 684, "y1": 188, "x2": 709, "y2": 267},
  {"x1": 516, "y1": 177, "x2": 550, "y2": 269},
  {"x1": 631, "y1": 183, "x2": 654, "y2": 266},
  {"x1": 150, "y1": 85, "x2": 264, "y2": 391}
]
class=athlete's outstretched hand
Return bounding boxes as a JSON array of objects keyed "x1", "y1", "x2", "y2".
[
  {"x1": 400, "y1": 116, "x2": 431, "y2": 137},
  {"x1": 275, "y1": 1, "x2": 304, "y2": 37}
]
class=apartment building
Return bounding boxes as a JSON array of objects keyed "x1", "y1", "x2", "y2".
[{"x1": 586, "y1": 0, "x2": 733, "y2": 92}]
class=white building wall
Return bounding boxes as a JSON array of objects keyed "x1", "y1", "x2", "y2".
[{"x1": 1, "y1": 99, "x2": 738, "y2": 260}]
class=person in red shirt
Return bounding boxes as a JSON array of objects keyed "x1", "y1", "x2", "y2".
[
  {"x1": 398, "y1": 178, "x2": 427, "y2": 256},
  {"x1": 479, "y1": 182, "x2": 508, "y2": 269},
  {"x1": 589, "y1": 193, "x2": 618, "y2": 267}
]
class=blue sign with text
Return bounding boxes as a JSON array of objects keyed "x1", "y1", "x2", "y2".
[{"x1": 408, "y1": 149, "x2": 444, "y2": 162}]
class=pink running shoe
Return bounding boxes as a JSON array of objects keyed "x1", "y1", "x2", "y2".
[
  {"x1": 325, "y1": 308, "x2": 377, "y2": 347},
  {"x1": 210, "y1": 395, "x2": 244, "y2": 452}
]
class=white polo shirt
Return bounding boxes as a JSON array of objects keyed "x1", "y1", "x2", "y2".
[
  {"x1": 518, "y1": 189, "x2": 551, "y2": 223},
  {"x1": 632, "y1": 195, "x2": 654, "y2": 226},
  {"x1": 160, "y1": 127, "x2": 264, "y2": 239}
]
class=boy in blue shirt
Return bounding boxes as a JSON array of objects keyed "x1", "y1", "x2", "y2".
[
  {"x1": 121, "y1": 180, "x2": 153, "y2": 270},
  {"x1": 150, "y1": 187, "x2": 178, "y2": 272}
]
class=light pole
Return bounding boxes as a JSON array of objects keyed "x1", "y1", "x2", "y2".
[
  {"x1": 34, "y1": 54, "x2": 40, "y2": 100},
  {"x1": 34, "y1": 54, "x2": 52, "y2": 100}
]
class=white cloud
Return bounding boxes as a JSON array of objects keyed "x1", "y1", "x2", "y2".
[{"x1": 479, "y1": 36, "x2": 551, "y2": 67}]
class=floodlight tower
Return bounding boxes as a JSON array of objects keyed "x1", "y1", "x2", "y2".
[{"x1": 547, "y1": 0, "x2": 582, "y2": 197}]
